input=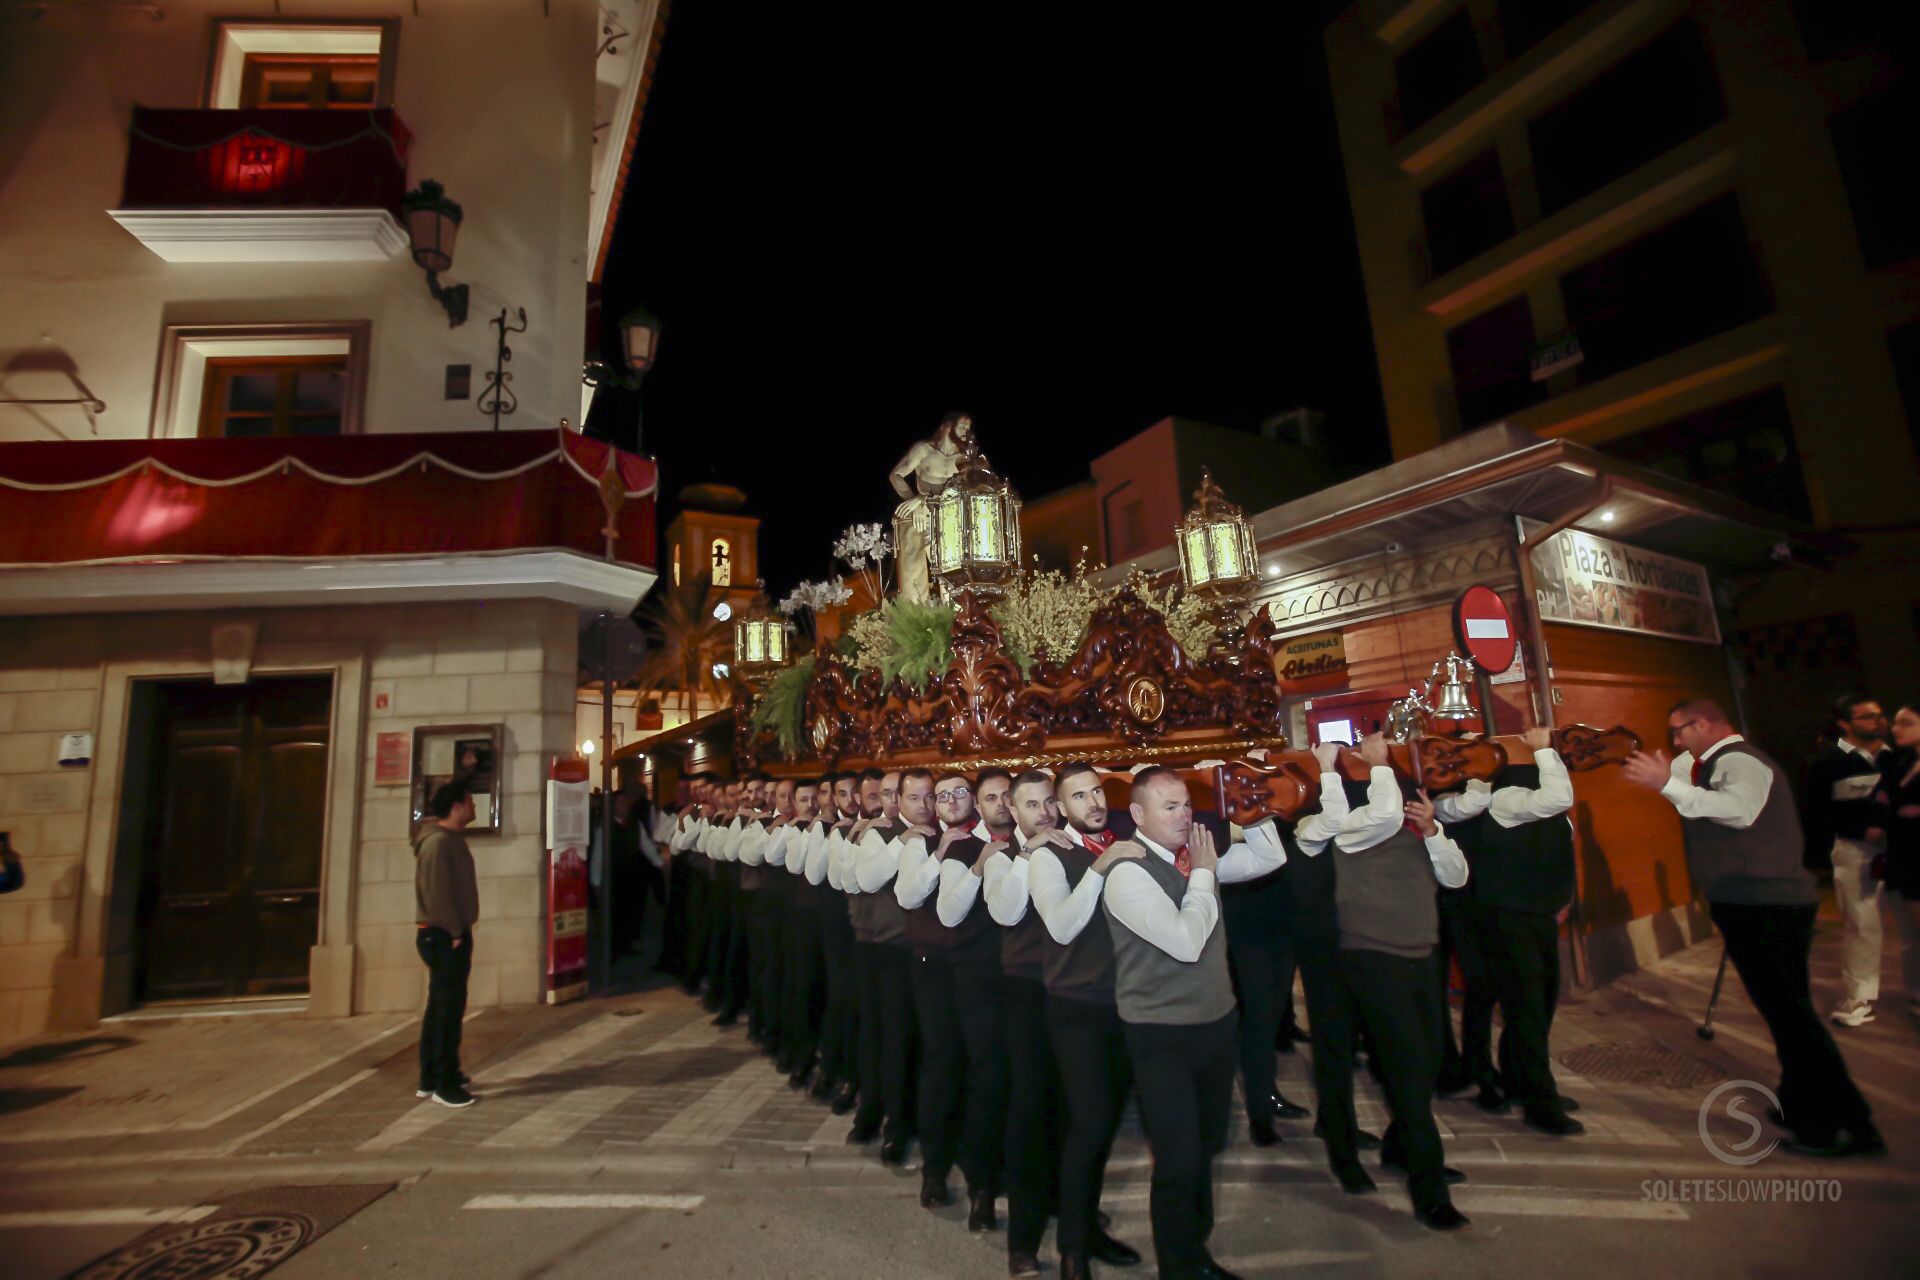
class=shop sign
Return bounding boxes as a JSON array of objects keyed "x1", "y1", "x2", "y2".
[
  {"x1": 1530, "y1": 331, "x2": 1584, "y2": 381},
  {"x1": 1529, "y1": 527, "x2": 1719, "y2": 644},
  {"x1": 1275, "y1": 629, "x2": 1348, "y2": 694}
]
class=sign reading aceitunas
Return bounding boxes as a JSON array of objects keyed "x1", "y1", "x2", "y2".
[
  {"x1": 1528, "y1": 526, "x2": 1720, "y2": 645},
  {"x1": 1275, "y1": 629, "x2": 1349, "y2": 694}
]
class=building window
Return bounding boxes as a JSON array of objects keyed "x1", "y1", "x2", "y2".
[
  {"x1": 1444, "y1": 295, "x2": 1543, "y2": 432},
  {"x1": 205, "y1": 21, "x2": 397, "y2": 110},
  {"x1": 1528, "y1": 22, "x2": 1724, "y2": 219},
  {"x1": 240, "y1": 54, "x2": 380, "y2": 110},
  {"x1": 1393, "y1": 8, "x2": 1486, "y2": 139},
  {"x1": 1830, "y1": 77, "x2": 1920, "y2": 270},
  {"x1": 198, "y1": 355, "x2": 348, "y2": 438},
  {"x1": 1498, "y1": 0, "x2": 1602, "y2": 60},
  {"x1": 710, "y1": 537, "x2": 732, "y2": 586},
  {"x1": 1598, "y1": 387, "x2": 1811, "y2": 521},
  {"x1": 1557, "y1": 195, "x2": 1772, "y2": 385},
  {"x1": 1420, "y1": 149, "x2": 1514, "y2": 277},
  {"x1": 152, "y1": 322, "x2": 370, "y2": 438}
]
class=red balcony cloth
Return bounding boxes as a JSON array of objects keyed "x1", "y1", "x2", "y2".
[
  {"x1": 121, "y1": 108, "x2": 413, "y2": 214},
  {"x1": 0, "y1": 429, "x2": 657, "y2": 570}
]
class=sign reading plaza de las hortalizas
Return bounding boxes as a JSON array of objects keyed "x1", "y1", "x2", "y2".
[{"x1": 1528, "y1": 527, "x2": 1720, "y2": 645}]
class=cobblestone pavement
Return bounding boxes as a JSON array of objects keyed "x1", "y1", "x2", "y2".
[{"x1": 1, "y1": 920, "x2": 1915, "y2": 1279}]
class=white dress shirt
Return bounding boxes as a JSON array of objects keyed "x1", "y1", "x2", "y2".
[
  {"x1": 1099, "y1": 825, "x2": 1287, "y2": 963},
  {"x1": 1663, "y1": 735, "x2": 1774, "y2": 829},
  {"x1": 735, "y1": 820, "x2": 769, "y2": 866},
  {"x1": 853, "y1": 824, "x2": 901, "y2": 893},
  {"x1": 828, "y1": 826, "x2": 859, "y2": 893},
  {"x1": 982, "y1": 839, "x2": 1033, "y2": 926},
  {"x1": 1433, "y1": 748, "x2": 1575, "y2": 828},
  {"x1": 671, "y1": 815, "x2": 703, "y2": 852},
  {"x1": 895, "y1": 828, "x2": 944, "y2": 909},
  {"x1": 1027, "y1": 829, "x2": 1106, "y2": 944},
  {"x1": 802, "y1": 823, "x2": 831, "y2": 883},
  {"x1": 1299, "y1": 765, "x2": 1468, "y2": 888}
]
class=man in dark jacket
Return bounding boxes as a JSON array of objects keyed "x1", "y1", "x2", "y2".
[
  {"x1": 413, "y1": 780, "x2": 480, "y2": 1109},
  {"x1": 1803, "y1": 695, "x2": 1889, "y2": 1028}
]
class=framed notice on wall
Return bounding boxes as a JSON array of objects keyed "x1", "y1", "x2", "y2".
[
  {"x1": 1525, "y1": 525, "x2": 1720, "y2": 644},
  {"x1": 410, "y1": 723, "x2": 504, "y2": 836}
]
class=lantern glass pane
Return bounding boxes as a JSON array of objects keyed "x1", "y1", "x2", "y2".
[
  {"x1": 1181, "y1": 528, "x2": 1212, "y2": 587},
  {"x1": 1207, "y1": 522, "x2": 1244, "y2": 581},
  {"x1": 969, "y1": 495, "x2": 1002, "y2": 561},
  {"x1": 768, "y1": 627, "x2": 786, "y2": 663},
  {"x1": 935, "y1": 499, "x2": 964, "y2": 572},
  {"x1": 745, "y1": 624, "x2": 765, "y2": 664}
]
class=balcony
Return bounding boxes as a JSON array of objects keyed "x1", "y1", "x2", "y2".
[
  {"x1": 108, "y1": 108, "x2": 414, "y2": 263},
  {"x1": 0, "y1": 429, "x2": 660, "y2": 615}
]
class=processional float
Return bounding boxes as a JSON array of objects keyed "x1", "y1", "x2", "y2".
[{"x1": 732, "y1": 416, "x2": 1638, "y2": 819}]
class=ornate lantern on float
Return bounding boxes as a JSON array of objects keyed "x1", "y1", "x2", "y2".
[
  {"x1": 731, "y1": 587, "x2": 792, "y2": 688},
  {"x1": 928, "y1": 434, "x2": 1022, "y2": 602},
  {"x1": 1175, "y1": 469, "x2": 1259, "y2": 644}
]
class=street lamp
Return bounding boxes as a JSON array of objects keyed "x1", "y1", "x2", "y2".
[
  {"x1": 585, "y1": 304, "x2": 661, "y2": 391},
  {"x1": 927, "y1": 433, "x2": 1022, "y2": 602},
  {"x1": 1175, "y1": 468, "x2": 1258, "y2": 651},
  {"x1": 403, "y1": 179, "x2": 469, "y2": 327}
]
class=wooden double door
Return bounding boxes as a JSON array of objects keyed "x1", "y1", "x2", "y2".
[{"x1": 138, "y1": 676, "x2": 331, "y2": 1003}]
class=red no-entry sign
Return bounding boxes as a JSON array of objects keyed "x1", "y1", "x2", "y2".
[{"x1": 1453, "y1": 586, "x2": 1518, "y2": 674}]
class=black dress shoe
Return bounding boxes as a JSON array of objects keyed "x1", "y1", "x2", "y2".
[
  {"x1": 1192, "y1": 1260, "x2": 1247, "y2": 1280},
  {"x1": 1557, "y1": 1094, "x2": 1581, "y2": 1113},
  {"x1": 1090, "y1": 1231, "x2": 1141, "y2": 1266},
  {"x1": 809, "y1": 1074, "x2": 835, "y2": 1102},
  {"x1": 1096, "y1": 1209, "x2": 1112, "y2": 1231},
  {"x1": 921, "y1": 1173, "x2": 953, "y2": 1208},
  {"x1": 1381, "y1": 1150, "x2": 1467, "y2": 1185},
  {"x1": 847, "y1": 1117, "x2": 880, "y2": 1144},
  {"x1": 1435, "y1": 1067, "x2": 1473, "y2": 1096},
  {"x1": 1523, "y1": 1109, "x2": 1585, "y2": 1137},
  {"x1": 1012, "y1": 1252, "x2": 1045, "y2": 1278},
  {"x1": 1355, "y1": 1129, "x2": 1382, "y2": 1151},
  {"x1": 1055, "y1": 1253, "x2": 1086, "y2": 1280},
  {"x1": 880, "y1": 1136, "x2": 909, "y2": 1167},
  {"x1": 968, "y1": 1192, "x2": 999, "y2": 1232},
  {"x1": 1273, "y1": 1095, "x2": 1309, "y2": 1121},
  {"x1": 831, "y1": 1082, "x2": 858, "y2": 1115},
  {"x1": 1247, "y1": 1116, "x2": 1282, "y2": 1147},
  {"x1": 1474, "y1": 1083, "x2": 1510, "y2": 1114},
  {"x1": 1784, "y1": 1128, "x2": 1889, "y2": 1159},
  {"x1": 1332, "y1": 1161, "x2": 1377, "y2": 1194},
  {"x1": 711, "y1": 1012, "x2": 739, "y2": 1028},
  {"x1": 788, "y1": 1065, "x2": 814, "y2": 1092},
  {"x1": 1415, "y1": 1202, "x2": 1471, "y2": 1231}
]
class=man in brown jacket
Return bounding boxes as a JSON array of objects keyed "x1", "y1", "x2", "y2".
[{"x1": 414, "y1": 780, "x2": 481, "y2": 1107}]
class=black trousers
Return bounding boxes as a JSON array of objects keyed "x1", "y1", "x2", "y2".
[
  {"x1": 1227, "y1": 930, "x2": 1295, "y2": 1121},
  {"x1": 415, "y1": 927, "x2": 472, "y2": 1093},
  {"x1": 1124, "y1": 1011, "x2": 1237, "y2": 1278},
  {"x1": 681, "y1": 866, "x2": 712, "y2": 989},
  {"x1": 783, "y1": 901, "x2": 823, "y2": 1072},
  {"x1": 855, "y1": 941, "x2": 916, "y2": 1141},
  {"x1": 750, "y1": 889, "x2": 785, "y2": 1043},
  {"x1": 1469, "y1": 903, "x2": 1562, "y2": 1114},
  {"x1": 1712, "y1": 901, "x2": 1874, "y2": 1142},
  {"x1": 953, "y1": 962, "x2": 1011, "y2": 1199},
  {"x1": 1340, "y1": 947, "x2": 1451, "y2": 1214},
  {"x1": 1047, "y1": 994, "x2": 1130, "y2": 1259},
  {"x1": 1293, "y1": 932, "x2": 1362, "y2": 1169},
  {"x1": 911, "y1": 952, "x2": 969, "y2": 1183},
  {"x1": 1005, "y1": 975, "x2": 1060, "y2": 1255},
  {"x1": 1436, "y1": 891, "x2": 1494, "y2": 1086},
  {"x1": 703, "y1": 864, "x2": 738, "y2": 1004},
  {"x1": 719, "y1": 878, "x2": 752, "y2": 1017},
  {"x1": 818, "y1": 903, "x2": 858, "y2": 1086},
  {"x1": 660, "y1": 856, "x2": 692, "y2": 974}
]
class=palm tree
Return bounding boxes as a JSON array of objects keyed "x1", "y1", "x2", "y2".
[{"x1": 632, "y1": 572, "x2": 731, "y2": 719}]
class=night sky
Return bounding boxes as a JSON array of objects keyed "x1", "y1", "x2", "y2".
[{"x1": 590, "y1": 3, "x2": 1385, "y2": 595}]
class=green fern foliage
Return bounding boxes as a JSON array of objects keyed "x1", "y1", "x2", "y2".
[
  {"x1": 749, "y1": 655, "x2": 815, "y2": 759},
  {"x1": 881, "y1": 599, "x2": 955, "y2": 691}
]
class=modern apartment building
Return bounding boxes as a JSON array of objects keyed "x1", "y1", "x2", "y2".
[{"x1": 1325, "y1": 0, "x2": 1920, "y2": 765}]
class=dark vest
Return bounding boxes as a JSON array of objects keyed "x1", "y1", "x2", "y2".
[
  {"x1": 1105, "y1": 842, "x2": 1235, "y2": 1026},
  {"x1": 1041, "y1": 842, "x2": 1118, "y2": 1004},
  {"x1": 903, "y1": 831, "x2": 977, "y2": 958},
  {"x1": 848, "y1": 820, "x2": 910, "y2": 945},
  {"x1": 788, "y1": 822, "x2": 824, "y2": 910},
  {"x1": 1446, "y1": 771, "x2": 1575, "y2": 916},
  {"x1": 739, "y1": 816, "x2": 775, "y2": 891},
  {"x1": 1333, "y1": 825, "x2": 1439, "y2": 958},
  {"x1": 1681, "y1": 742, "x2": 1818, "y2": 906}
]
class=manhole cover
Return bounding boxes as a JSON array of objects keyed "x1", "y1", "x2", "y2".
[
  {"x1": 1559, "y1": 1043, "x2": 1727, "y2": 1089},
  {"x1": 66, "y1": 1184, "x2": 390, "y2": 1280}
]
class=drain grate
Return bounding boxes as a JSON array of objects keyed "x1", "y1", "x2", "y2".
[
  {"x1": 1558, "y1": 1042, "x2": 1727, "y2": 1089},
  {"x1": 66, "y1": 1184, "x2": 391, "y2": 1280}
]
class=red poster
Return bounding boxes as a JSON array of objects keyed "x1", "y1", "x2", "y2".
[
  {"x1": 546, "y1": 755, "x2": 591, "y2": 1002},
  {"x1": 375, "y1": 731, "x2": 410, "y2": 786}
]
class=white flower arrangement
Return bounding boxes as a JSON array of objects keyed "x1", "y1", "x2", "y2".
[
  {"x1": 832, "y1": 521, "x2": 894, "y2": 603},
  {"x1": 779, "y1": 578, "x2": 853, "y2": 617}
]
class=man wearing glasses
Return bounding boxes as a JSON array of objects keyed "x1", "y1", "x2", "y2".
[{"x1": 1624, "y1": 701, "x2": 1884, "y2": 1159}]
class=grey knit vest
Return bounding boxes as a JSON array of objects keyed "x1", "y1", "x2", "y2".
[{"x1": 1105, "y1": 849, "x2": 1234, "y2": 1026}]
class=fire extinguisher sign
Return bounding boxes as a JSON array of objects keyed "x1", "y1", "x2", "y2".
[{"x1": 546, "y1": 756, "x2": 592, "y2": 1004}]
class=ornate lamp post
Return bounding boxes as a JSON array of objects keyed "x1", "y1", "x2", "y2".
[
  {"x1": 584, "y1": 303, "x2": 662, "y2": 447},
  {"x1": 927, "y1": 435, "x2": 1022, "y2": 603},
  {"x1": 1175, "y1": 468, "x2": 1259, "y2": 647}
]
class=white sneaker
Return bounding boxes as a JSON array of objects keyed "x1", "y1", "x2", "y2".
[{"x1": 1831, "y1": 999, "x2": 1875, "y2": 1027}]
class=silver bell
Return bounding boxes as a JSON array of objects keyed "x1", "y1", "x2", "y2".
[{"x1": 1428, "y1": 652, "x2": 1478, "y2": 721}]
